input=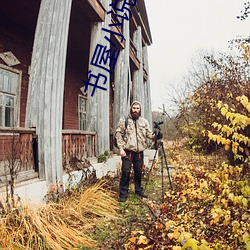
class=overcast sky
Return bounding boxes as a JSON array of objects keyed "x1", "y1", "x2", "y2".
[{"x1": 144, "y1": 0, "x2": 250, "y2": 112}]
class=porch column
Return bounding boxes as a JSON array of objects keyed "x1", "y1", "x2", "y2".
[
  {"x1": 86, "y1": 0, "x2": 111, "y2": 155},
  {"x1": 25, "y1": 0, "x2": 72, "y2": 183},
  {"x1": 142, "y1": 45, "x2": 153, "y2": 126},
  {"x1": 113, "y1": 13, "x2": 131, "y2": 132},
  {"x1": 132, "y1": 26, "x2": 144, "y2": 116}
]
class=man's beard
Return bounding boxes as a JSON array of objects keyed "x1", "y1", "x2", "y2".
[{"x1": 131, "y1": 112, "x2": 140, "y2": 120}]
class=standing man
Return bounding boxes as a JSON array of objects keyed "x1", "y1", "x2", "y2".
[{"x1": 115, "y1": 101, "x2": 159, "y2": 202}]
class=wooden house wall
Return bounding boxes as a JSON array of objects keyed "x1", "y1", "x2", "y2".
[
  {"x1": 0, "y1": 0, "x2": 153, "y2": 186},
  {"x1": 0, "y1": 14, "x2": 34, "y2": 127},
  {"x1": 63, "y1": 72, "x2": 86, "y2": 130}
]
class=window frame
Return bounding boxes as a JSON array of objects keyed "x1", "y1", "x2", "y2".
[
  {"x1": 78, "y1": 95, "x2": 87, "y2": 131},
  {"x1": 0, "y1": 64, "x2": 22, "y2": 129}
]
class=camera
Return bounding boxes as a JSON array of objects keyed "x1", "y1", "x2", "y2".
[
  {"x1": 153, "y1": 121, "x2": 163, "y2": 141},
  {"x1": 153, "y1": 121, "x2": 163, "y2": 130}
]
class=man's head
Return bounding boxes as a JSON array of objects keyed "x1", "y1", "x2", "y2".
[{"x1": 130, "y1": 101, "x2": 141, "y2": 120}]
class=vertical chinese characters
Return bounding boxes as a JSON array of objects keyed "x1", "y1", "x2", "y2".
[{"x1": 82, "y1": 0, "x2": 136, "y2": 96}]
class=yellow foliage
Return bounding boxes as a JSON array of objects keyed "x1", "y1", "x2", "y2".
[
  {"x1": 178, "y1": 232, "x2": 192, "y2": 243},
  {"x1": 182, "y1": 238, "x2": 199, "y2": 250},
  {"x1": 199, "y1": 244, "x2": 213, "y2": 250},
  {"x1": 173, "y1": 247, "x2": 182, "y2": 250},
  {"x1": 220, "y1": 106, "x2": 228, "y2": 116},
  {"x1": 243, "y1": 233, "x2": 250, "y2": 250},
  {"x1": 137, "y1": 235, "x2": 149, "y2": 245},
  {"x1": 241, "y1": 185, "x2": 250, "y2": 197},
  {"x1": 165, "y1": 220, "x2": 176, "y2": 230},
  {"x1": 242, "y1": 198, "x2": 248, "y2": 209},
  {"x1": 208, "y1": 95, "x2": 250, "y2": 161},
  {"x1": 128, "y1": 237, "x2": 137, "y2": 244}
]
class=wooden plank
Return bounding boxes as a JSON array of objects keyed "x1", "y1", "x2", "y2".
[
  {"x1": 0, "y1": 170, "x2": 39, "y2": 189},
  {"x1": 75, "y1": 0, "x2": 105, "y2": 22},
  {"x1": 0, "y1": 51, "x2": 20, "y2": 66},
  {"x1": 132, "y1": 1, "x2": 152, "y2": 45},
  {"x1": 62, "y1": 130, "x2": 96, "y2": 135},
  {"x1": 129, "y1": 46, "x2": 140, "y2": 70},
  {"x1": 0, "y1": 127, "x2": 36, "y2": 133},
  {"x1": 110, "y1": 20, "x2": 125, "y2": 49}
]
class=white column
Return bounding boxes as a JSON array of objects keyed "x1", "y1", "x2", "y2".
[
  {"x1": 113, "y1": 14, "x2": 131, "y2": 131},
  {"x1": 86, "y1": 0, "x2": 111, "y2": 155},
  {"x1": 25, "y1": 0, "x2": 72, "y2": 183},
  {"x1": 142, "y1": 45, "x2": 153, "y2": 126},
  {"x1": 132, "y1": 26, "x2": 144, "y2": 116}
]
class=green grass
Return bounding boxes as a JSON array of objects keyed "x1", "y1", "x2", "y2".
[{"x1": 84, "y1": 174, "x2": 166, "y2": 250}]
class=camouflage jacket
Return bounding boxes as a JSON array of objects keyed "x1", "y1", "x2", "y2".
[{"x1": 115, "y1": 115, "x2": 155, "y2": 152}]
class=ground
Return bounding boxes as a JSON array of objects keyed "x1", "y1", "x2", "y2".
[{"x1": 86, "y1": 165, "x2": 171, "y2": 250}]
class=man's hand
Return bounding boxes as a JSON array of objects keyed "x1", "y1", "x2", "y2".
[
  {"x1": 120, "y1": 148, "x2": 126, "y2": 157},
  {"x1": 157, "y1": 132, "x2": 163, "y2": 139}
]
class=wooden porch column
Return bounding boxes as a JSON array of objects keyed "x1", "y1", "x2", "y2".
[
  {"x1": 86, "y1": 0, "x2": 111, "y2": 155},
  {"x1": 113, "y1": 12, "x2": 131, "y2": 131},
  {"x1": 142, "y1": 45, "x2": 153, "y2": 126},
  {"x1": 25, "y1": 0, "x2": 72, "y2": 183},
  {"x1": 132, "y1": 26, "x2": 145, "y2": 116}
]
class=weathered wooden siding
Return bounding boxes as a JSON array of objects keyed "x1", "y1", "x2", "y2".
[{"x1": 25, "y1": 0, "x2": 72, "y2": 183}]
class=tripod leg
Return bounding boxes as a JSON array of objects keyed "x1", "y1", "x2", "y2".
[
  {"x1": 159, "y1": 146, "x2": 165, "y2": 203},
  {"x1": 161, "y1": 143, "x2": 173, "y2": 190},
  {"x1": 144, "y1": 147, "x2": 158, "y2": 192}
]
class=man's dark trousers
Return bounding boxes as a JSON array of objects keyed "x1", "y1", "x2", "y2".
[{"x1": 119, "y1": 150, "x2": 144, "y2": 198}]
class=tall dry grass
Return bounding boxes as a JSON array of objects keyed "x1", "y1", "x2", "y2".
[{"x1": 0, "y1": 180, "x2": 121, "y2": 249}]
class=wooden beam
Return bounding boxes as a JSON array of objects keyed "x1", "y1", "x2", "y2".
[
  {"x1": 143, "y1": 68, "x2": 148, "y2": 81},
  {"x1": 137, "y1": 12, "x2": 152, "y2": 46},
  {"x1": 62, "y1": 130, "x2": 96, "y2": 135},
  {"x1": 0, "y1": 127, "x2": 36, "y2": 134},
  {"x1": 129, "y1": 47, "x2": 140, "y2": 70},
  {"x1": 75, "y1": 0, "x2": 105, "y2": 22}
]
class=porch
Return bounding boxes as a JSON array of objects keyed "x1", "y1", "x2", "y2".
[{"x1": 0, "y1": 128, "x2": 97, "y2": 188}]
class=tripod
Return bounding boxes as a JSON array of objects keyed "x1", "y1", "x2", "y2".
[{"x1": 144, "y1": 131, "x2": 173, "y2": 203}]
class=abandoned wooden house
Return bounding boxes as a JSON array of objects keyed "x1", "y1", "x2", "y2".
[{"x1": 0, "y1": 0, "x2": 153, "y2": 196}]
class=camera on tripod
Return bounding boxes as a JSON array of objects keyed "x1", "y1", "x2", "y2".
[
  {"x1": 153, "y1": 121, "x2": 163, "y2": 141},
  {"x1": 153, "y1": 121, "x2": 163, "y2": 130},
  {"x1": 145, "y1": 119, "x2": 173, "y2": 199}
]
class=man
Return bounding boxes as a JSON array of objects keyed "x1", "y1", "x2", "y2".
[{"x1": 115, "y1": 101, "x2": 160, "y2": 202}]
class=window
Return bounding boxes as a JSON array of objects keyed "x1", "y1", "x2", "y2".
[
  {"x1": 0, "y1": 66, "x2": 20, "y2": 127},
  {"x1": 78, "y1": 95, "x2": 87, "y2": 131}
]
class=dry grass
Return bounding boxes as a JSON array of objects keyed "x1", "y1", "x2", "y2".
[{"x1": 0, "y1": 180, "x2": 121, "y2": 249}]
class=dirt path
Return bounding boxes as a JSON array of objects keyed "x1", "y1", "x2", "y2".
[{"x1": 89, "y1": 170, "x2": 172, "y2": 250}]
